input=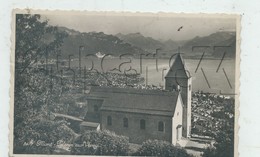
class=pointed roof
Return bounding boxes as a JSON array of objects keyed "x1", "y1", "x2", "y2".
[{"x1": 165, "y1": 53, "x2": 190, "y2": 78}]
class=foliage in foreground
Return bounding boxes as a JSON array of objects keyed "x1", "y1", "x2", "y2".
[
  {"x1": 202, "y1": 117, "x2": 234, "y2": 157},
  {"x1": 134, "y1": 139, "x2": 192, "y2": 157},
  {"x1": 70, "y1": 130, "x2": 129, "y2": 155},
  {"x1": 14, "y1": 113, "x2": 77, "y2": 154},
  {"x1": 14, "y1": 13, "x2": 70, "y2": 154}
]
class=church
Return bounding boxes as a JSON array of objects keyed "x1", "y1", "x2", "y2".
[{"x1": 83, "y1": 53, "x2": 192, "y2": 145}]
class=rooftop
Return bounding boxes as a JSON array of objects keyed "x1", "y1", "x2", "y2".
[
  {"x1": 54, "y1": 113, "x2": 83, "y2": 122},
  {"x1": 165, "y1": 53, "x2": 190, "y2": 79},
  {"x1": 87, "y1": 86, "x2": 180, "y2": 116},
  {"x1": 80, "y1": 121, "x2": 100, "y2": 128}
]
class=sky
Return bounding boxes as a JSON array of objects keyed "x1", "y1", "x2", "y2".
[{"x1": 43, "y1": 13, "x2": 236, "y2": 41}]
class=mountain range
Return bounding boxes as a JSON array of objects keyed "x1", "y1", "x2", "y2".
[
  {"x1": 116, "y1": 33, "x2": 187, "y2": 53},
  {"x1": 58, "y1": 27, "x2": 146, "y2": 58},
  {"x1": 181, "y1": 31, "x2": 236, "y2": 58},
  {"x1": 57, "y1": 26, "x2": 236, "y2": 59}
]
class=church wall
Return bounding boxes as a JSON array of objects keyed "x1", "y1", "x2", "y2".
[
  {"x1": 85, "y1": 99, "x2": 103, "y2": 122},
  {"x1": 165, "y1": 77, "x2": 191, "y2": 138},
  {"x1": 86, "y1": 99, "x2": 103, "y2": 112},
  {"x1": 100, "y1": 110, "x2": 173, "y2": 144},
  {"x1": 187, "y1": 78, "x2": 192, "y2": 137},
  {"x1": 172, "y1": 95, "x2": 183, "y2": 145}
]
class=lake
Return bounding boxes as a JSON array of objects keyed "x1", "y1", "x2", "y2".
[{"x1": 70, "y1": 57, "x2": 236, "y2": 95}]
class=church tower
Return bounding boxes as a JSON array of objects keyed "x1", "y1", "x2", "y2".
[{"x1": 165, "y1": 53, "x2": 192, "y2": 138}]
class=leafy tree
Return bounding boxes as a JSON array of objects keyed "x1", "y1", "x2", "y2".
[
  {"x1": 14, "y1": 113, "x2": 77, "y2": 154},
  {"x1": 15, "y1": 14, "x2": 66, "y2": 71},
  {"x1": 71, "y1": 130, "x2": 129, "y2": 155},
  {"x1": 14, "y1": 14, "x2": 67, "y2": 124},
  {"x1": 134, "y1": 139, "x2": 192, "y2": 157},
  {"x1": 14, "y1": 14, "x2": 69, "y2": 154}
]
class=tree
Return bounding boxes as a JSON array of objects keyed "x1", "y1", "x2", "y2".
[
  {"x1": 14, "y1": 14, "x2": 67, "y2": 123},
  {"x1": 134, "y1": 140, "x2": 192, "y2": 157},
  {"x1": 14, "y1": 113, "x2": 78, "y2": 154},
  {"x1": 14, "y1": 14, "x2": 69, "y2": 154}
]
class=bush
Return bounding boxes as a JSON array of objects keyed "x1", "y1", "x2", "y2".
[
  {"x1": 70, "y1": 130, "x2": 129, "y2": 155},
  {"x1": 202, "y1": 147, "x2": 217, "y2": 157},
  {"x1": 134, "y1": 140, "x2": 191, "y2": 157},
  {"x1": 14, "y1": 115, "x2": 77, "y2": 154}
]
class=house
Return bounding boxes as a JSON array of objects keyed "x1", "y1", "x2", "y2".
[{"x1": 84, "y1": 53, "x2": 192, "y2": 145}]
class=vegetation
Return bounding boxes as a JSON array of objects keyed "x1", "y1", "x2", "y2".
[
  {"x1": 70, "y1": 130, "x2": 129, "y2": 155},
  {"x1": 14, "y1": 14, "x2": 70, "y2": 154},
  {"x1": 13, "y1": 13, "x2": 235, "y2": 157},
  {"x1": 191, "y1": 91, "x2": 235, "y2": 157},
  {"x1": 134, "y1": 140, "x2": 192, "y2": 157},
  {"x1": 202, "y1": 116, "x2": 234, "y2": 157},
  {"x1": 14, "y1": 113, "x2": 77, "y2": 154}
]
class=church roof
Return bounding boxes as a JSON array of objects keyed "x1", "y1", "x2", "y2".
[
  {"x1": 87, "y1": 86, "x2": 180, "y2": 116},
  {"x1": 165, "y1": 53, "x2": 190, "y2": 79},
  {"x1": 80, "y1": 121, "x2": 100, "y2": 128}
]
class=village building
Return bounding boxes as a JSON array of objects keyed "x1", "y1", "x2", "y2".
[{"x1": 84, "y1": 53, "x2": 192, "y2": 145}]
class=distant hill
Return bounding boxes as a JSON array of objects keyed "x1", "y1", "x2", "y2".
[
  {"x1": 115, "y1": 32, "x2": 184, "y2": 58},
  {"x1": 162, "y1": 39, "x2": 182, "y2": 51},
  {"x1": 116, "y1": 32, "x2": 165, "y2": 52},
  {"x1": 180, "y1": 31, "x2": 236, "y2": 58},
  {"x1": 58, "y1": 26, "x2": 81, "y2": 36},
  {"x1": 55, "y1": 27, "x2": 236, "y2": 59},
  {"x1": 115, "y1": 32, "x2": 237, "y2": 59},
  {"x1": 57, "y1": 27, "x2": 146, "y2": 58}
]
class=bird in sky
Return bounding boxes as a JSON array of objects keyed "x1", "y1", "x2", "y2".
[{"x1": 177, "y1": 26, "x2": 183, "y2": 31}]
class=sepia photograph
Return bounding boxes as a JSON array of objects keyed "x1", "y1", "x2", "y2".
[{"x1": 10, "y1": 11, "x2": 240, "y2": 157}]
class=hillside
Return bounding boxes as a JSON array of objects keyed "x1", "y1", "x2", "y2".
[
  {"x1": 55, "y1": 27, "x2": 236, "y2": 59},
  {"x1": 116, "y1": 31, "x2": 236, "y2": 59},
  {"x1": 58, "y1": 27, "x2": 146, "y2": 58},
  {"x1": 116, "y1": 32, "x2": 168, "y2": 52},
  {"x1": 116, "y1": 32, "x2": 181, "y2": 53},
  {"x1": 181, "y1": 31, "x2": 236, "y2": 58}
]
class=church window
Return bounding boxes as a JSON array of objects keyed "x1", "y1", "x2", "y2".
[
  {"x1": 189, "y1": 84, "x2": 191, "y2": 91},
  {"x1": 123, "y1": 118, "x2": 128, "y2": 128},
  {"x1": 140, "y1": 119, "x2": 145, "y2": 130},
  {"x1": 94, "y1": 105, "x2": 98, "y2": 112},
  {"x1": 107, "y1": 116, "x2": 112, "y2": 126},
  {"x1": 158, "y1": 121, "x2": 164, "y2": 132},
  {"x1": 172, "y1": 85, "x2": 176, "y2": 91}
]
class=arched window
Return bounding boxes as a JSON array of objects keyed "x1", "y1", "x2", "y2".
[
  {"x1": 171, "y1": 85, "x2": 176, "y2": 91},
  {"x1": 94, "y1": 105, "x2": 98, "y2": 112},
  {"x1": 123, "y1": 118, "x2": 128, "y2": 128},
  {"x1": 140, "y1": 119, "x2": 145, "y2": 130},
  {"x1": 158, "y1": 121, "x2": 164, "y2": 132},
  {"x1": 107, "y1": 116, "x2": 112, "y2": 126}
]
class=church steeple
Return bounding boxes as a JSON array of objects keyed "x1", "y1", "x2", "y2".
[
  {"x1": 165, "y1": 52, "x2": 189, "y2": 79},
  {"x1": 164, "y1": 51, "x2": 192, "y2": 138}
]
